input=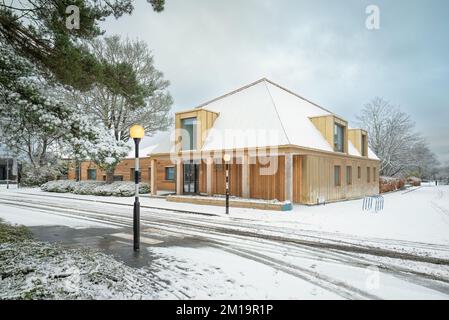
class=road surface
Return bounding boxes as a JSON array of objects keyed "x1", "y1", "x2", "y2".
[{"x1": 1, "y1": 190, "x2": 449, "y2": 299}]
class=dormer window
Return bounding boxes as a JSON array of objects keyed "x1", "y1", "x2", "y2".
[
  {"x1": 361, "y1": 133, "x2": 367, "y2": 156},
  {"x1": 181, "y1": 117, "x2": 197, "y2": 150},
  {"x1": 334, "y1": 123, "x2": 345, "y2": 152}
]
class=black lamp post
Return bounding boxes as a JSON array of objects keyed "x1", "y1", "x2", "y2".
[
  {"x1": 6, "y1": 157, "x2": 9, "y2": 190},
  {"x1": 130, "y1": 124, "x2": 145, "y2": 251},
  {"x1": 223, "y1": 154, "x2": 231, "y2": 214}
]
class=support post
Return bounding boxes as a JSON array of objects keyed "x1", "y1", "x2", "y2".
[
  {"x1": 150, "y1": 159, "x2": 157, "y2": 196},
  {"x1": 206, "y1": 157, "x2": 213, "y2": 195},
  {"x1": 285, "y1": 153, "x2": 293, "y2": 202},
  {"x1": 241, "y1": 154, "x2": 250, "y2": 198},
  {"x1": 176, "y1": 159, "x2": 183, "y2": 195},
  {"x1": 225, "y1": 162, "x2": 230, "y2": 214}
]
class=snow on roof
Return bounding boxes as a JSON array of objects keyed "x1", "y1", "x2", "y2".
[
  {"x1": 200, "y1": 79, "x2": 331, "y2": 153},
  {"x1": 149, "y1": 78, "x2": 379, "y2": 160},
  {"x1": 348, "y1": 141, "x2": 361, "y2": 157},
  {"x1": 126, "y1": 131, "x2": 172, "y2": 158}
]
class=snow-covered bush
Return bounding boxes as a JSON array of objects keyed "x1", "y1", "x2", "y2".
[
  {"x1": 407, "y1": 176, "x2": 422, "y2": 187},
  {"x1": 41, "y1": 180, "x2": 78, "y2": 193},
  {"x1": 41, "y1": 180, "x2": 150, "y2": 197},
  {"x1": 379, "y1": 176, "x2": 405, "y2": 193},
  {"x1": 21, "y1": 165, "x2": 63, "y2": 187},
  {"x1": 72, "y1": 181, "x2": 106, "y2": 195},
  {"x1": 0, "y1": 239, "x2": 163, "y2": 299}
]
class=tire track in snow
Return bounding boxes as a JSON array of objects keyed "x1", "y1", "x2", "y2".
[{"x1": 2, "y1": 196, "x2": 449, "y2": 299}]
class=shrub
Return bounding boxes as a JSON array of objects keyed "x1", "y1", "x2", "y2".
[
  {"x1": 41, "y1": 180, "x2": 150, "y2": 197},
  {"x1": 41, "y1": 180, "x2": 78, "y2": 193},
  {"x1": 379, "y1": 176, "x2": 406, "y2": 193},
  {"x1": 21, "y1": 165, "x2": 61, "y2": 186},
  {"x1": 407, "y1": 176, "x2": 422, "y2": 187}
]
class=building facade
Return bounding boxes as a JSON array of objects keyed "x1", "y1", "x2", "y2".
[{"x1": 70, "y1": 79, "x2": 379, "y2": 205}]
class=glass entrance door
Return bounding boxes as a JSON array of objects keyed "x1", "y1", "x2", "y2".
[{"x1": 183, "y1": 161, "x2": 199, "y2": 194}]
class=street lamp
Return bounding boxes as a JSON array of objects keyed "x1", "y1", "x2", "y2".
[
  {"x1": 223, "y1": 153, "x2": 231, "y2": 214},
  {"x1": 130, "y1": 124, "x2": 145, "y2": 251}
]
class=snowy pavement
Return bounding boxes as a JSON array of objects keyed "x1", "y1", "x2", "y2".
[{"x1": 1, "y1": 185, "x2": 449, "y2": 299}]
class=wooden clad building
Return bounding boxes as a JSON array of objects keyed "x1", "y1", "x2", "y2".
[{"x1": 70, "y1": 79, "x2": 379, "y2": 206}]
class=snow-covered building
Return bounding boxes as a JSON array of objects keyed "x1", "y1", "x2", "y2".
[{"x1": 70, "y1": 79, "x2": 380, "y2": 205}]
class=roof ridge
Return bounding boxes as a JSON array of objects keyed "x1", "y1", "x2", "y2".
[
  {"x1": 263, "y1": 81, "x2": 291, "y2": 145},
  {"x1": 263, "y1": 78, "x2": 334, "y2": 115},
  {"x1": 195, "y1": 78, "x2": 268, "y2": 109},
  {"x1": 196, "y1": 78, "x2": 338, "y2": 117}
]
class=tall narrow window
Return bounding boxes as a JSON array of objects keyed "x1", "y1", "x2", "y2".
[
  {"x1": 87, "y1": 169, "x2": 96, "y2": 181},
  {"x1": 181, "y1": 117, "x2": 197, "y2": 151},
  {"x1": 357, "y1": 166, "x2": 361, "y2": 179},
  {"x1": 367, "y1": 167, "x2": 371, "y2": 183},
  {"x1": 361, "y1": 134, "x2": 367, "y2": 156},
  {"x1": 373, "y1": 167, "x2": 377, "y2": 181},
  {"x1": 346, "y1": 166, "x2": 352, "y2": 185},
  {"x1": 334, "y1": 123, "x2": 345, "y2": 152},
  {"x1": 334, "y1": 165, "x2": 341, "y2": 186}
]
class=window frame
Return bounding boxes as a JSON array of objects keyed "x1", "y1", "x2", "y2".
[
  {"x1": 181, "y1": 117, "x2": 197, "y2": 151},
  {"x1": 87, "y1": 168, "x2": 97, "y2": 181},
  {"x1": 334, "y1": 123, "x2": 345, "y2": 153},
  {"x1": 165, "y1": 166, "x2": 175, "y2": 181},
  {"x1": 334, "y1": 165, "x2": 341, "y2": 187},
  {"x1": 367, "y1": 167, "x2": 371, "y2": 183},
  {"x1": 361, "y1": 134, "x2": 367, "y2": 157},
  {"x1": 346, "y1": 166, "x2": 352, "y2": 185}
]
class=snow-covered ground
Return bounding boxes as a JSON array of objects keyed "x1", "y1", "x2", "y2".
[
  {"x1": 1, "y1": 184, "x2": 449, "y2": 299},
  {"x1": 4, "y1": 184, "x2": 448, "y2": 245}
]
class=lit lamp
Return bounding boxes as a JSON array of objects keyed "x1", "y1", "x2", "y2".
[
  {"x1": 223, "y1": 153, "x2": 231, "y2": 214},
  {"x1": 130, "y1": 124, "x2": 145, "y2": 251}
]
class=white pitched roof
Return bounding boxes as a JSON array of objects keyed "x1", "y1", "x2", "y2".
[{"x1": 149, "y1": 79, "x2": 379, "y2": 160}]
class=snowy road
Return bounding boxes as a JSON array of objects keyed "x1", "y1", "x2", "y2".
[{"x1": 1, "y1": 187, "x2": 449, "y2": 299}]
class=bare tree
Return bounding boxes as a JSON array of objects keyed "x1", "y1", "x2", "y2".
[
  {"x1": 357, "y1": 97, "x2": 438, "y2": 177},
  {"x1": 69, "y1": 35, "x2": 172, "y2": 182}
]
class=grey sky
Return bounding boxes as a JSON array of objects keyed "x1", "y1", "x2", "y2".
[{"x1": 102, "y1": 0, "x2": 449, "y2": 163}]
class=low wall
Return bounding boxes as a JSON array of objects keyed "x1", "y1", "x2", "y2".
[{"x1": 167, "y1": 195, "x2": 292, "y2": 211}]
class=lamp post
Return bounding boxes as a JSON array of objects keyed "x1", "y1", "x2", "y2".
[
  {"x1": 130, "y1": 124, "x2": 145, "y2": 251},
  {"x1": 6, "y1": 157, "x2": 9, "y2": 190},
  {"x1": 223, "y1": 154, "x2": 231, "y2": 214}
]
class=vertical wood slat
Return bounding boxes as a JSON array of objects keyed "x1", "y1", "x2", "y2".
[
  {"x1": 249, "y1": 156, "x2": 285, "y2": 201},
  {"x1": 293, "y1": 155, "x2": 302, "y2": 203},
  {"x1": 212, "y1": 162, "x2": 242, "y2": 197},
  {"x1": 300, "y1": 155, "x2": 379, "y2": 204}
]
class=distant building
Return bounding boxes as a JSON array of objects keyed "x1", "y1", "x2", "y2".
[{"x1": 0, "y1": 144, "x2": 19, "y2": 183}]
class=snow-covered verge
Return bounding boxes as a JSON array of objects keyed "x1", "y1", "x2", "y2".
[
  {"x1": 41, "y1": 180, "x2": 150, "y2": 197},
  {"x1": 0, "y1": 221, "x2": 164, "y2": 300}
]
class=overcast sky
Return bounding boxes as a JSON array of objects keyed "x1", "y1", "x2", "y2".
[{"x1": 102, "y1": 0, "x2": 449, "y2": 163}]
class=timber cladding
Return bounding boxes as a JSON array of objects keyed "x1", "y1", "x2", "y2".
[
  {"x1": 211, "y1": 162, "x2": 243, "y2": 197},
  {"x1": 249, "y1": 156, "x2": 285, "y2": 202},
  {"x1": 175, "y1": 108, "x2": 219, "y2": 152},
  {"x1": 300, "y1": 154, "x2": 379, "y2": 205}
]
